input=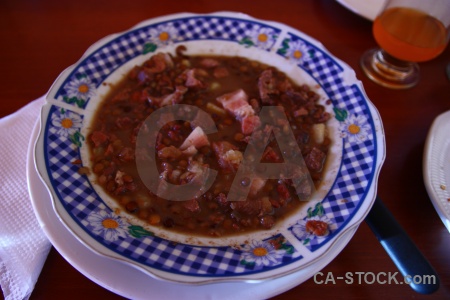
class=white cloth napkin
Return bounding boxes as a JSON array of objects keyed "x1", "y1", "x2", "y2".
[{"x1": 0, "y1": 96, "x2": 51, "y2": 300}]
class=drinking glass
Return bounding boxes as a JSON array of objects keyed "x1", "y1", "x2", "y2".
[{"x1": 360, "y1": 0, "x2": 450, "y2": 89}]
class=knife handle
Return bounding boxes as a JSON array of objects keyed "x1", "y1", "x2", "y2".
[{"x1": 365, "y1": 196, "x2": 440, "y2": 294}]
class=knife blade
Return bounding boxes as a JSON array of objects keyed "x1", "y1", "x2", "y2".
[{"x1": 365, "y1": 196, "x2": 440, "y2": 294}]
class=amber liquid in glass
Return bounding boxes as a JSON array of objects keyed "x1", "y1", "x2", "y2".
[{"x1": 373, "y1": 7, "x2": 447, "y2": 62}]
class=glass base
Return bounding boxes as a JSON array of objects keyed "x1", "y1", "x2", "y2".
[{"x1": 360, "y1": 48, "x2": 420, "y2": 89}]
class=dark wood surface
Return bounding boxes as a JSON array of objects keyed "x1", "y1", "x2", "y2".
[{"x1": 1, "y1": 0, "x2": 449, "y2": 299}]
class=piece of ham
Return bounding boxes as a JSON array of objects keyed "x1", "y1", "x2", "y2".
[
  {"x1": 200, "y1": 58, "x2": 219, "y2": 68},
  {"x1": 148, "y1": 85, "x2": 188, "y2": 107},
  {"x1": 258, "y1": 69, "x2": 278, "y2": 104},
  {"x1": 182, "y1": 199, "x2": 201, "y2": 213},
  {"x1": 133, "y1": 53, "x2": 174, "y2": 84},
  {"x1": 240, "y1": 115, "x2": 261, "y2": 135},
  {"x1": 258, "y1": 69, "x2": 294, "y2": 104},
  {"x1": 304, "y1": 146, "x2": 326, "y2": 172},
  {"x1": 179, "y1": 126, "x2": 210, "y2": 150},
  {"x1": 184, "y1": 69, "x2": 204, "y2": 88},
  {"x1": 216, "y1": 89, "x2": 261, "y2": 135},
  {"x1": 145, "y1": 52, "x2": 173, "y2": 74},
  {"x1": 181, "y1": 145, "x2": 198, "y2": 156},
  {"x1": 90, "y1": 131, "x2": 109, "y2": 147},
  {"x1": 212, "y1": 141, "x2": 243, "y2": 172},
  {"x1": 157, "y1": 160, "x2": 210, "y2": 200},
  {"x1": 249, "y1": 177, "x2": 266, "y2": 196}
]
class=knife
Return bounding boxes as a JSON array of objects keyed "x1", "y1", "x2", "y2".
[{"x1": 365, "y1": 196, "x2": 440, "y2": 294}]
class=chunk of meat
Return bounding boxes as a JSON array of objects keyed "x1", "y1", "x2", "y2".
[
  {"x1": 304, "y1": 147, "x2": 326, "y2": 172},
  {"x1": 240, "y1": 115, "x2": 261, "y2": 136},
  {"x1": 184, "y1": 69, "x2": 204, "y2": 88},
  {"x1": 217, "y1": 89, "x2": 253, "y2": 118},
  {"x1": 182, "y1": 199, "x2": 201, "y2": 213},
  {"x1": 145, "y1": 52, "x2": 173, "y2": 73},
  {"x1": 148, "y1": 85, "x2": 188, "y2": 107},
  {"x1": 258, "y1": 69, "x2": 295, "y2": 105},
  {"x1": 249, "y1": 177, "x2": 266, "y2": 196},
  {"x1": 216, "y1": 89, "x2": 261, "y2": 134},
  {"x1": 90, "y1": 131, "x2": 109, "y2": 147},
  {"x1": 200, "y1": 58, "x2": 219, "y2": 68},
  {"x1": 180, "y1": 145, "x2": 198, "y2": 157},
  {"x1": 160, "y1": 86, "x2": 188, "y2": 106},
  {"x1": 179, "y1": 126, "x2": 210, "y2": 150},
  {"x1": 258, "y1": 69, "x2": 278, "y2": 104},
  {"x1": 212, "y1": 141, "x2": 243, "y2": 171},
  {"x1": 131, "y1": 53, "x2": 174, "y2": 85}
]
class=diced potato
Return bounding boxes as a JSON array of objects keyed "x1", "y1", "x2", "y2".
[
  {"x1": 181, "y1": 59, "x2": 191, "y2": 67},
  {"x1": 223, "y1": 149, "x2": 243, "y2": 166},
  {"x1": 209, "y1": 81, "x2": 221, "y2": 90},
  {"x1": 312, "y1": 123, "x2": 326, "y2": 144},
  {"x1": 158, "y1": 145, "x2": 182, "y2": 159},
  {"x1": 206, "y1": 102, "x2": 227, "y2": 116}
]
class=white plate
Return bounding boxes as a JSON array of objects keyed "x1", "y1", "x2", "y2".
[
  {"x1": 423, "y1": 110, "x2": 450, "y2": 232},
  {"x1": 28, "y1": 120, "x2": 358, "y2": 299},
  {"x1": 336, "y1": 0, "x2": 386, "y2": 20},
  {"x1": 34, "y1": 12, "x2": 385, "y2": 284}
]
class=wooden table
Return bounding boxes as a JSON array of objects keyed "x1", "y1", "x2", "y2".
[{"x1": 1, "y1": 0, "x2": 449, "y2": 299}]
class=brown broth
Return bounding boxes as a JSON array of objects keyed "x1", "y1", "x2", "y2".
[{"x1": 87, "y1": 47, "x2": 331, "y2": 237}]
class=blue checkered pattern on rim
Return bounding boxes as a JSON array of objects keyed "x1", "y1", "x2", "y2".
[
  {"x1": 55, "y1": 16, "x2": 280, "y2": 109},
  {"x1": 110, "y1": 234, "x2": 301, "y2": 275},
  {"x1": 172, "y1": 16, "x2": 280, "y2": 43},
  {"x1": 45, "y1": 107, "x2": 109, "y2": 218},
  {"x1": 43, "y1": 15, "x2": 380, "y2": 278}
]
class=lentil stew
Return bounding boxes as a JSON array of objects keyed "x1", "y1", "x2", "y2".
[{"x1": 87, "y1": 45, "x2": 331, "y2": 237}]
